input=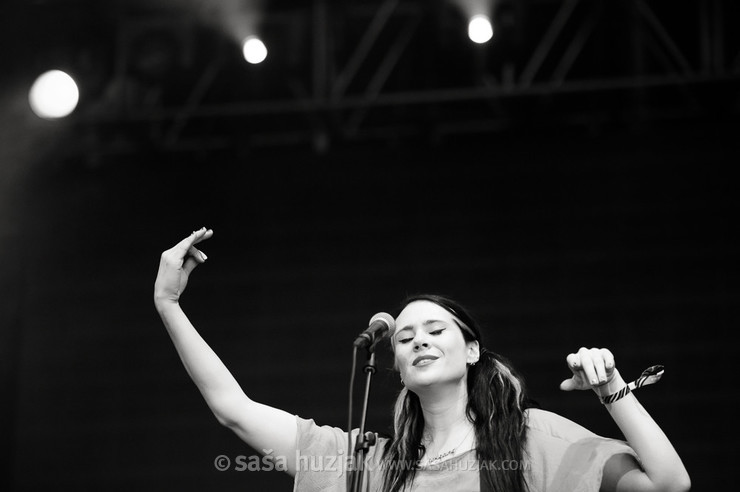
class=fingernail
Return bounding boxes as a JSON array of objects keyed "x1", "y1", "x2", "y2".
[{"x1": 200, "y1": 251, "x2": 208, "y2": 261}]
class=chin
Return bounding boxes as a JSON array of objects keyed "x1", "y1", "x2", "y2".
[
  {"x1": 407, "y1": 374, "x2": 464, "y2": 391},
  {"x1": 405, "y1": 375, "x2": 438, "y2": 391}
]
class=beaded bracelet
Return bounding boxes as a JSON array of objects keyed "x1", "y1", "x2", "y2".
[{"x1": 600, "y1": 365, "x2": 665, "y2": 405}]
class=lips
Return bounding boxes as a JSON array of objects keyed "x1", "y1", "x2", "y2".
[{"x1": 412, "y1": 355, "x2": 439, "y2": 366}]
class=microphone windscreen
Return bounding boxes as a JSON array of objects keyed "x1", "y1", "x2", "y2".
[{"x1": 369, "y1": 312, "x2": 395, "y2": 333}]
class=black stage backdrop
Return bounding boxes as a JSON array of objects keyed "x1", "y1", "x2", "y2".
[{"x1": 1, "y1": 119, "x2": 737, "y2": 490}]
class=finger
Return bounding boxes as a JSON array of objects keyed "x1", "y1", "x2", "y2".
[
  {"x1": 188, "y1": 245, "x2": 208, "y2": 263},
  {"x1": 173, "y1": 227, "x2": 210, "y2": 256},
  {"x1": 183, "y1": 256, "x2": 200, "y2": 275},
  {"x1": 602, "y1": 348, "x2": 615, "y2": 372},
  {"x1": 590, "y1": 348, "x2": 608, "y2": 384},
  {"x1": 566, "y1": 353, "x2": 580, "y2": 373},
  {"x1": 192, "y1": 228, "x2": 214, "y2": 246},
  {"x1": 601, "y1": 348, "x2": 616, "y2": 381},
  {"x1": 560, "y1": 378, "x2": 578, "y2": 391},
  {"x1": 172, "y1": 230, "x2": 201, "y2": 257},
  {"x1": 577, "y1": 347, "x2": 600, "y2": 386}
]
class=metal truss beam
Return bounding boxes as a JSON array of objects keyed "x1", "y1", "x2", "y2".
[{"x1": 79, "y1": 0, "x2": 740, "y2": 154}]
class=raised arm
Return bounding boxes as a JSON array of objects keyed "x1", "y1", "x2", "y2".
[
  {"x1": 560, "y1": 347, "x2": 690, "y2": 492},
  {"x1": 154, "y1": 228, "x2": 298, "y2": 475}
]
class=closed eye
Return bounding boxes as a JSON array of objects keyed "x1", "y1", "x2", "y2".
[{"x1": 396, "y1": 327, "x2": 445, "y2": 344}]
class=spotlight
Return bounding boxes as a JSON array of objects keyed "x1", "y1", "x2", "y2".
[
  {"x1": 28, "y1": 70, "x2": 80, "y2": 119},
  {"x1": 242, "y1": 36, "x2": 267, "y2": 64},
  {"x1": 468, "y1": 15, "x2": 493, "y2": 44}
]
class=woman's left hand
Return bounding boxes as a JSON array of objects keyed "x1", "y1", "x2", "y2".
[{"x1": 559, "y1": 347, "x2": 619, "y2": 394}]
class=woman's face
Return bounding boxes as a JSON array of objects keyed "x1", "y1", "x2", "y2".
[{"x1": 393, "y1": 300, "x2": 479, "y2": 390}]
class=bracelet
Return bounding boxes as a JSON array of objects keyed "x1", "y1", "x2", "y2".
[{"x1": 600, "y1": 365, "x2": 664, "y2": 405}]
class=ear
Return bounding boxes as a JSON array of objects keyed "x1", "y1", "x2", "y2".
[{"x1": 467, "y1": 340, "x2": 480, "y2": 364}]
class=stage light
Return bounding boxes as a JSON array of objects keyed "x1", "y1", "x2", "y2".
[
  {"x1": 28, "y1": 70, "x2": 80, "y2": 119},
  {"x1": 468, "y1": 14, "x2": 493, "y2": 44},
  {"x1": 242, "y1": 36, "x2": 267, "y2": 64}
]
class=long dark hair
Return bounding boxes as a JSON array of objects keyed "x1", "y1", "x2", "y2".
[{"x1": 381, "y1": 294, "x2": 532, "y2": 492}]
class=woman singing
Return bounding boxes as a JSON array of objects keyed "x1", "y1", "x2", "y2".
[{"x1": 154, "y1": 228, "x2": 690, "y2": 492}]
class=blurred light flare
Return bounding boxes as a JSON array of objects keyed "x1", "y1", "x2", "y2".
[
  {"x1": 468, "y1": 15, "x2": 494, "y2": 44},
  {"x1": 242, "y1": 36, "x2": 267, "y2": 64},
  {"x1": 28, "y1": 70, "x2": 79, "y2": 119}
]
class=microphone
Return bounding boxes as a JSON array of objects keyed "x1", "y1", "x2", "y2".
[{"x1": 353, "y1": 312, "x2": 395, "y2": 348}]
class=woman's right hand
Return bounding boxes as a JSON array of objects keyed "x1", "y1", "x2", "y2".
[
  {"x1": 152, "y1": 227, "x2": 299, "y2": 476},
  {"x1": 154, "y1": 227, "x2": 213, "y2": 309}
]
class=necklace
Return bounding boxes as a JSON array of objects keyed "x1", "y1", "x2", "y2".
[{"x1": 422, "y1": 425, "x2": 475, "y2": 465}]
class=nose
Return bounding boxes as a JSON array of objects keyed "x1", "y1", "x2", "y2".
[{"x1": 412, "y1": 332, "x2": 430, "y2": 351}]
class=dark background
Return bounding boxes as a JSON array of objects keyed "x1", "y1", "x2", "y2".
[{"x1": 1, "y1": 0, "x2": 738, "y2": 490}]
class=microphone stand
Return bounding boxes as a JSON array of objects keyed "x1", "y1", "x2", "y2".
[{"x1": 349, "y1": 344, "x2": 378, "y2": 492}]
